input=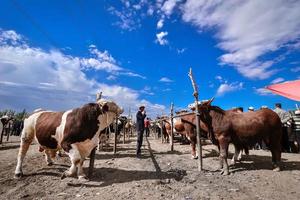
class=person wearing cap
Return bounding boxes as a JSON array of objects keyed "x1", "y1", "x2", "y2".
[
  {"x1": 273, "y1": 103, "x2": 292, "y2": 152},
  {"x1": 136, "y1": 105, "x2": 147, "y2": 157},
  {"x1": 248, "y1": 106, "x2": 254, "y2": 112}
]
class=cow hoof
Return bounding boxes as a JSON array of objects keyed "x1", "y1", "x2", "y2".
[
  {"x1": 273, "y1": 167, "x2": 281, "y2": 172},
  {"x1": 78, "y1": 175, "x2": 89, "y2": 182},
  {"x1": 47, "y1": 162, "x2": 53, "y2": 166},
  {"x1": 191, "y1": 155, "x2": 198, "y2": 159},
  {"x1": 220, "y1": 170, "x2": 229, "y2": 176},
  {"x1": 14, "y1": 172, "x2": 23, "y2": 179},
  {"x1": 61, "y1": 173, "x2": 67, "y2": 180}
]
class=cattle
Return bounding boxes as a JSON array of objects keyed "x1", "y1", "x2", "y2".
[
  {"x1": 196, "y1": 98, "x2": 282, "y2": 175},
  {"x1": 124, "y1": 120, "x2": 133, "y2": 138},
  {"x1": 0, "y1": 115, "x2": 13, "y2": 143},
  {"x1": 14, "y1": 99, "x2": 123, "y2": 180},
  {"x1": 98, "y1": 116, "x2": 128, "y2": 150}
]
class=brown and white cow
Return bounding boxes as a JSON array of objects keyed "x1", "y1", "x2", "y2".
[{"x1": 14, "y1": 99, "x2": 123, "y2": 180}]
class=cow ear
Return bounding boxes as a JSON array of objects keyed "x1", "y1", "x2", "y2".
[{"x1": 102, "y1": 103, "x2": 109, "y2": 112}]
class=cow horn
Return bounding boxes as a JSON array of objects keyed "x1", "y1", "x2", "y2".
[{"x1": 208, "y1": 97, "x2": 214, "y2": 104}]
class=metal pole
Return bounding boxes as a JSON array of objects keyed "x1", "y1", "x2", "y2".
[
  {"x1": 170, "y1": 103, "x2": 174, "y2": 151},
  {"x1": 113, "y1": 118, "x2": 118, "y2": 154},
  {"x1": 188, "y1": 68, "x2": 203, "y2": 171}
]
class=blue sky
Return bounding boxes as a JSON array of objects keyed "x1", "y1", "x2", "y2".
[{"x1": 0, "y1": 0, "x2": 300, "y2": 117}]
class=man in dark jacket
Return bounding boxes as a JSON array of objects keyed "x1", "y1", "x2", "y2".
[{"x1": 136, "y1": 105, "x2": 146, "y2": 157}]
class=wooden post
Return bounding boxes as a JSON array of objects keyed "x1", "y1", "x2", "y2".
[
  {"x1": 88, "y1": 147, "x2": 96, "y2": 178},
  {"x1": 161, "y1": 119, "x2": 164, "y2": 143},
  {"x1": 113, "y1": 118, "x2": 118, "y2": 154},
  {"x1": 188, "y1": 68, "x2": 203, "y2": 172},
  {"x1": 6, "y1": 123, "x2": 10, "y2": 142},
  {"x1": 170, "y1": 102, "x2": 174, "y2": 152},
  {"x1": 123, "y1": 121, "x2": 126, "y2": 144},
  {"x1": 0, "y1": 127, "x2": 4, "y2": 144},
  {"x1": 88, "y1": 91, "x2": 102, "y2": 177}
]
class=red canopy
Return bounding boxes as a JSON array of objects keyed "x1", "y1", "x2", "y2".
[{"x1": 266, "y1": 80, "x2": 300, "y2": 101}]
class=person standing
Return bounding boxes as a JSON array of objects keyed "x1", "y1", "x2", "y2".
[
  {"x1": 144, "y1": 117, "x2": 150, "y2": 137},
  {"x1": 136, "y1": 105, "x2": 146, "y2": 157},
  {"x1": 291, "y1": 109, "x2": 300, "y2": 153},
  {"x1": 273, "y1": 103, "x2": 292, "y2": 152}
]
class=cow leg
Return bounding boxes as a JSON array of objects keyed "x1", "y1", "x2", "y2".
[
  {"x1": 231, "y1": 145, "x2": 240, "y2": 165},
  {"x1": 270, "y1": 131, "x2": 282, "y2": 172},
  {"x1": 237, "y1": 149, "x2": 243, "y2": 161},
  {"x1": 61, "y1": 145, "x2": 80, "y2": 179},
  {"x1": 190, "y1": 136, "x2": 198, "y2": 159},
  {"x1": 77, "y1": 159, "x2": 87, "y2": 180},
  {"x1": 44, "y1": 149, "x2": 55, "y2": 166},
  {"x1": 219, "y1": 137, "x2": 230, "y2": 175},
  {"x1": 14, "y1": 128, "x2": 34, "y2": 178}
]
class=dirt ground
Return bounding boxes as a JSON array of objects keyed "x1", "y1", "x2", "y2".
[{"x1": 1, "y1": 135, "x2": 300, "y2": 200}]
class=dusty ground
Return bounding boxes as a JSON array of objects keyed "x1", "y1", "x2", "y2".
[{"x1": 1, "y1": 135, "x2": 300, "y2": 200}]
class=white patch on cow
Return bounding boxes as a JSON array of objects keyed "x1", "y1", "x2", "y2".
[
  {"x1": 173, "y1": 118, "x2": 183, "y2": 133},
  {"x1": 187, "y1": 136, "x2": 191, "y2": 141},
  {"x1": 52, "y1": 110, "x2": 72, "y2": 147}
]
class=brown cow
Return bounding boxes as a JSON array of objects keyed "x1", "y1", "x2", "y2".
[
  {"x1": 197, "y1": 98, "x2": 282, "y2": 175},
  {"x1": 14, "y1": 99, "x2": 123, "y2": 180}
]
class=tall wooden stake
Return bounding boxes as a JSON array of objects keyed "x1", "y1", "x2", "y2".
[
  {"x1": 170, "y1": 102, "x2": 174, "y2": 152},
  {"x1": 113, "y1": 118, "x2": 118, "y2": 154},
  {"x1": 123, "y1": 121, "x2": 126, "y2": 144},
  {"x1": 89, "y1": 91, "x2": 103, "y2": 178},
  {"x1": 88, "y1": 147, "x2": 96, "y2": 177},
  {"x1": 188, "y1": 68, "x2": 203, "y2": 172}
]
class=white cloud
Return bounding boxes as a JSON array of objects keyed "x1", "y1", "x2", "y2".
[
  {"x1": 0, "y1": 29, "x2": 165, "y2": 117},
  {"x1": 156, "y1": 31, "x2": 169, "y2": 45},
  {"x1": 159, "y1": 77, "x2": 173, "y2": 83},
  {"x1": 157, "y1": 18, "x2": 164, "y2": 29},
  {"x1": 107, "y1": 75, "x2": 117, "y2": 81},
  {"x1": 161, "y1": 0, "x2": 179, "y2": 16},
  {"x1": 176, "y1": 48, "x2": 186, "y2": 54},
  {"x1": 81, "y1": 46, "x2": 122, "y2": 72},
  {"x1": 98, "y1": 84, "x2": 165, "y2": 118},
  {"x1": 0, "y1": 29, "x2": 24, "y2": 46},
  {"x1": 140, "y1": 86, "x2": 154, "y2": 96},
  {"x1": 163, "y1": 88, "x2": 172, "y2": 92},
  {"x1": 215, "y1": 75, "x2": 223, "y2": 82},
  {"x1": 181, "y1": 0, "x2": 300, "y2": 79},
  {"x1": 108, "y1": 0, "x2": 152, "y2": 31},
  {"x1": 254, "y1": 87, "x2": 273, "y2": 96},
  {"x1": 271, "y1": 77, "x2": 285, "y2": 84},
  {"x1": 291, "y1": 66, "x2": 300, "y2": 72},
  {"x1": 216, "y1": 82, "x2": 243, "y2": 96},
  {"x1": 119, "y1": 72, "x2": 146, "y2": 79}
]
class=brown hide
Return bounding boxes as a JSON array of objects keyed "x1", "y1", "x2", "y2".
[
  {"x1": 174, "y1": 122, "x2": 185, "y2": 132},
  {"x1": 35, "y1": 103, "x2": 103, "y2": 152},
  {"x1": 61, "y1": 103, "x2": 103, "y2": 152},
  {"x1": 36, "y1": 112, "x2": 64, "y2": 149}
]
